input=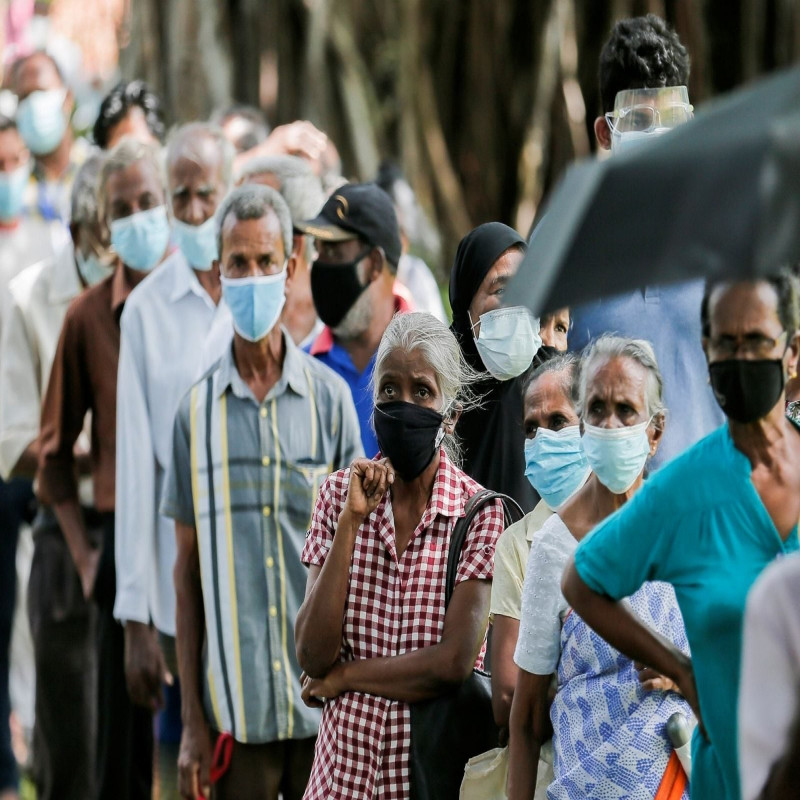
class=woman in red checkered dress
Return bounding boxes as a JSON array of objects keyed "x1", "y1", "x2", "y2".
[{"x1": 296, "y1": 312, "x2": 506, "y2": 799}]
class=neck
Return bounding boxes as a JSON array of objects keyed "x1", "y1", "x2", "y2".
[
  {"x1": 36, "y1": 132, "x2": 73, "y2": 181},
  {"x1": 729, "y1": 399, "x2": 789, "y2": 468},
  {"x1": 563, "y1": 472, "x2": 642, "y2": 539},
  {"x1": 123, "y1": 264, "x2": 148, "y2": 291},
  {"x1": 232, "y1": 325, "x2": 285, "y2": 402},
  {"x1": 338, "y1": 283, "x2": 395, "y2": 372},
  {"x1": 391, "y1": 450, "x2": 440, "y2": 509},
  {"x1": 194, "y1": 268, "x2": 221, "y2": 305}
]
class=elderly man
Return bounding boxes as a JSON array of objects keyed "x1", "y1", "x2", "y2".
[
  {"x1": 38, "y1": 138, "x2": 173, "y2": 800},
  {"x1": 161, "y1": 185, "x2": 361, "y2": 800},
  {"x1": 0, "y1": 153, "x2": 107, "y2": 800},
  {"x1": 12, "y1": 51, "x2": 88, "y2": 235},
  {"x1": 297, "y1": 182, "x2": 409, "y2": 457},
  {"x1": 114, "y1": 123, "x2": 232, "y2": 794}
]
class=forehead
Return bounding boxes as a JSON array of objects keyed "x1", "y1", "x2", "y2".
[
  {"x1": 15, "y1": 55, "x2": 62, "y2": 93},
  {"x1": 708, "y1": 282, "x2": 781, "y2": 335},
  {"x1": 378, "y1": 347, "x2": 439, "y2": 383},
  {"x1": 168, "y1": 135, "x2": 223, "y2": 185},
  {"x1": 221, "y1": 211, "x2": 285, "y2": 256},
  {"x1": 525, "y1": 370, "x2": 572, "y2": 412},
  {"x1": 585, "y1": 355, "x2": 648, "y2": 400},
  {"x1": 105, "y1": 158, "x2": 163, "y2": 201},
  {"x1": 244, "y1": 172, "x2": 281, "y2": 191},
  {"x1": 476, "y1": 246, "x2": 524, "y2": 293}
]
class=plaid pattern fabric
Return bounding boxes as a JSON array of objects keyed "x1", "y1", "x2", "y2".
[{"x1": 301, "y1": 451, "x2": 504, "y2": 799}]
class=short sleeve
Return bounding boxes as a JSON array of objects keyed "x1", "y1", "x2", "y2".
[
  {"x1": 301, "y1": 471, "x2": 342, "y2": 567},
  {"x1": 514, "y1": 519, "x2": 574, "y2": 675},
  {"x1": 573, "y1": 477, "x2": 671, "y2": 600},
  {"x1": 490, "y1": 522, "x2": 526, "y2": 620},
  {"x1": 455, "y1": 498, "x2": 504, "y2": 585},
  {"x1": 159, "y1": 392, "x2": 195, "y2": 526}
]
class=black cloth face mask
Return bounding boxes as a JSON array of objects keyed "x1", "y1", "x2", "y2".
[
  {"x1": 531, "y1": 344, "x2": 560, "y2": 370},
  {"x1": 311, "y1": 247, "x2": 373, "y2": 328},
  {"x1": 373, "y1": 401, "x2": 444, "y2": 480},
  {"x1": 708, "y1": 358, "x2": 785, "y2": 424}
]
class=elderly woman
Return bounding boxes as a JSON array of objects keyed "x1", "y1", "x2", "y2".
[
  {"x1": 450, "y1": 222, "x2": 566, "y2": 512},
  {"x1": 295, "y1": 312, "x2": 505, "y2": 799},
  {"x1": 508, "y1": 336, "x2": 692, "y2": 800},
  {"x1": 563, "y1": 276, "x2": 800, "y2": 800}
]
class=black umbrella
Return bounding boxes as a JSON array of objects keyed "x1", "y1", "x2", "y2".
[{"x1": 510, "y1": 65, "x2": 800, "y2": 316}]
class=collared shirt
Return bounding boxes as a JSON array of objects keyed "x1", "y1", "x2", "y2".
[
  {"x1": 302, "y1": 452, "x2": 505, "y2": 799},
  {"x1": 569, "y1": 280, "x2": 724, "y2": 470},
  {"x1": 161, "y1": 333, "x2": 363, "y2": 744},
  {"x1": 38, "y1": 260, "x2": 140, "y2": 511},
  {"x1": 309, "y1": 290, "x2": 413, "y2": 458},
  {"x1": 114, "y1": 252, "x2": 228, "y2": 635},
  {"x1": 574, "y1": 423, "x2": 800, "y2": 800},
  {"x1": 0, "y1": 242, "x2": 86, "y2": 479},
  {"x1": 489, "y1": 499, "x2": 551, "y2": 621}
]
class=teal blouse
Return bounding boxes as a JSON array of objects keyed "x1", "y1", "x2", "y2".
[{"x1": 574, "y1": 423, "x2": 799, "y2": 800}]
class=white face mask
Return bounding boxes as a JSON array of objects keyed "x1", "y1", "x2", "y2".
[
  {"x1": 581, "y1": 418, "x2": 653, "y2": 494},
  {"x1": 471, "y1": 306, "x2": 541, "y2": 381},
  {"x1": 610, "y1": 126, "x2": 671, "y2": 156}
]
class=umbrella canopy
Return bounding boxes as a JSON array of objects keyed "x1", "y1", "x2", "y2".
[{"x1": 511, "y1": 65, "x2": 800, "y2": 316}]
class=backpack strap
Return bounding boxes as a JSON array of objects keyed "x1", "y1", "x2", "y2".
[{"x1": 444, "y1": 489, "x2": 524, "y2": 608}]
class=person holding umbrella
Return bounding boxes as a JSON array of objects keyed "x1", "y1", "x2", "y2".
[{"x1": 562, "y1": 275, "x2": 800, "y2": 800}]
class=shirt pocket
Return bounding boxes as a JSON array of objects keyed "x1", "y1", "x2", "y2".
[{"x1": 284, "y1": 460, "x2": 331, "y2": 532}]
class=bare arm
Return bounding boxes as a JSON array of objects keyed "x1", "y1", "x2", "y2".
[
  {"x1": 507, "y1": 669, "x2": 553, "y2": 800},
  {"x1": 561, "y1": 558, "x2": 702, "y2": 730},
  {"x1": 174, "y1": 521, "x2": 212, "y2": 800},
  {"x1": 295, "y1": 459, "x2": 393, "y2": 677},
  {"x1": 303, "y1": 579, "x2": 490, "y2": 704},
  {"x1": 490, "y1": 614, "x2": 520, "y2": 731}
]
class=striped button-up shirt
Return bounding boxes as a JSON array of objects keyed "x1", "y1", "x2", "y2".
[{"x1": 161, "y1": 332, "x2": 362, "y2": 744}]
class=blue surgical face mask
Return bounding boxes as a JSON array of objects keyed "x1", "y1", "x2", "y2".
[
  {"x1": 524, "y1": 426, "x2": 591, "y2": 509},
  {"x1": 221, "y1": 265, "x2": 287, "y2": 342},
  {"x1": 16, "y1": 89, "x2": 68, "y2": 156},
  {"x1": 581, "y1": 418, "x2": 652, "y2": 494},
  {"x1": 0, "y1": 162, "x2": 30, "y2": 220},
  {"x1": 471, "y1": 306, "x2": 542, "y2": 381},
  {"x1": 75, "y1": 248, "x2": 114, "y2": 286},
  {"x1": 172, "y1": 216, "x2": 217, "y2": 270},
  {"x1": 110, "y1": 205, "x2": 171, "y2": 272}
]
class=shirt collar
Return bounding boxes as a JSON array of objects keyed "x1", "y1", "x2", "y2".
[
  {"x1": 47, "y1": 240, "x2": 82, "y2": 305},
  {"x1": 423, "y1": 450, "x2": 466, "y2": 524},
  {"x1": 216, "y1": 326, "x2": 309, "y2": 402},
  {"x1": 168, "y1": 249, "x2": 215, "y2": 306}
]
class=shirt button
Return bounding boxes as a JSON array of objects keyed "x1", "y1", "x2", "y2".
[
  {"x1": 262, "y1": 456, "x2": 271, "y2": 467},
  {"x1": 273, "y1": 660, "x2": 282, "y2": 672},
  {"x1": 266, "y1": 557, "x2": 274, "y2": 568},
  {"x1": 262, "y1": 506, "x2": 271, "y2": 517},
  {"x1": 269, "y1": 606, "x2": 278, "y2": 617},
  {"x1": 260, "y1": 407, "x2": 267, "y2": 418}
]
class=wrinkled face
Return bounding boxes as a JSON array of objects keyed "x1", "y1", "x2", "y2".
[
  {"x1": 0, "y1": 127, "x2": 28, "y2": 173},
  {"x1": 168, "y1": 135, "x2": 226, "y2": 226},
  {"x1": 523, "y1": 370, "x2": 579, "y2": 439},
  {"x1": 540, "y1": 308, "x2": 570, "y2": 351},
  {"x1": 376, "y1": 348, "x2": 443, "y2": 413},
  {"x1": 105, "y1": 158, "x2": 165, "y2": 223},
  {"x1": 468, "y1": 246, "x2": 524, "y2": 336},
  {"x1": 218, "y1": 212, "x2": 286, "y2": 280},
  {"x1": 106, "y1": 107, "x2": 158, "y2": 151}
]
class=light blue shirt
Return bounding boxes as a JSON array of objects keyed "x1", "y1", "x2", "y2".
[
  {"x1": 570, "y1": 280, "x2": 724, "y2": 470},
  {"x1": 114, "y1": 251, "x2": 229, "y2": 635},
  {"x1": 574, "y1": 423, "x2": 800, "y2": 800}
]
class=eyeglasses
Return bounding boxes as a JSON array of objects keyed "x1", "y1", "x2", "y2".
[
  {"x1": 605, "y1": 102, "x2": 693, "y2": 134},
  {"x1": 708, "y1": 330, "x2": 787, "y2": 359}
]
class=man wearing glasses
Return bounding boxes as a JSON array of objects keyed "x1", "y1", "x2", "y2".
[{"x1": 569, "y1": 14, "x2": 724, "y2": 470}]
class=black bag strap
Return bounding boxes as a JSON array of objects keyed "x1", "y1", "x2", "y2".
[{"x1": 444, "y1": 489, "x2": 524, "y2": 609}]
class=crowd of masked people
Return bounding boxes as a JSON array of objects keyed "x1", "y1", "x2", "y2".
[{"x1": 1, "y1": 12, "x2": 799, "y2": 800}]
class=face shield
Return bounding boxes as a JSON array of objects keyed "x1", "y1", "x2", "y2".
[{"x1": 605, "y1": 86, "x2": 693, "y2": 155}]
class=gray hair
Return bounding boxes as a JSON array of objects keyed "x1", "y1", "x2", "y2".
[
  {"x1": 576, "y1": 335, "x2": 667, "y2": 426},
  {"x1": 372, "y1": 312, "x2": 483, "y2": 465},
  {"x1": 70, "y1": 150, "x2": 105, "y2": 226},
  {"x1": 97, "y1": 137, "x2": 164, "y2": 225},
  {"x1": 522, "y1": 352, "x2": 580, "y2": 407},
  {"x1": 165, "y1": 122, "x2": 235, "y2": 190},
  {"x1": 215, "y1": 184, "x2": 293, "y2": 261}
]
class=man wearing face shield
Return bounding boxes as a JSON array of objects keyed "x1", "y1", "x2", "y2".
[
  {"x1": 161, "y1": 185, "x2": 361, "y2": 799},
  {"x1": 569, "y1": 14, "x2": 724, "y2": 470},
  {"x1": 113, "y1": 123, "x2": 233, "y2": 795},
  {"x1": 0, "y1": 152, "x2": 107, "y2": 800},
  {"x1": 11, "y1": 52, "x2": 88, "y2": 239},
  {"x1": 298, "y1": 182, "x2": 413, "y2": 457}
]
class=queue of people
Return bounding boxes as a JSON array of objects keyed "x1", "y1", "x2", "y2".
[{"x1": 0, "y1": 10, "x2": 799, "y2": 800}]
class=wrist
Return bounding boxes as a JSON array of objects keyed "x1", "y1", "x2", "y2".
[
  {"x1": 338, "y1": 506, "x2": 365, "y2": 534},
  {"x1": 182, "y1": 701, "x2": 208, "y2": 729}
]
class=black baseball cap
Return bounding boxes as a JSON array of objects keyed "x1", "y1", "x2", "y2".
[{"x1": 297, "y1": 182, "x2": 402, "y2": 267}]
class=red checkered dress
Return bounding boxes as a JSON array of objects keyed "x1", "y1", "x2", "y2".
[{"x1": 301, "y1": 451, "x2": 504, "y2": 799}]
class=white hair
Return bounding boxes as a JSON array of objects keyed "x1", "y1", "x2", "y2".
[
  {"x1": 372, "y1": 312, "x2": 483, "y2": 464},
  {"x1": 576, "y1": 335, "x2": 667, "y2": 425},
  {"x1": 165, "y1": 122, "x2": 235, "y2": 190},
  {"x1": 70, "y1": 150, "x2": 105, "y2": 226},
  {"x1": 98, "y1": 137, "x2": 164, "y2": 225},
  {"x1": 215, "y1": 184, "x2": 293, "y2": 260}
]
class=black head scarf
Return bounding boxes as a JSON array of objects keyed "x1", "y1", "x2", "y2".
[{"x1": 449, "y1": 222, "x2": 527, "y2": 370}]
